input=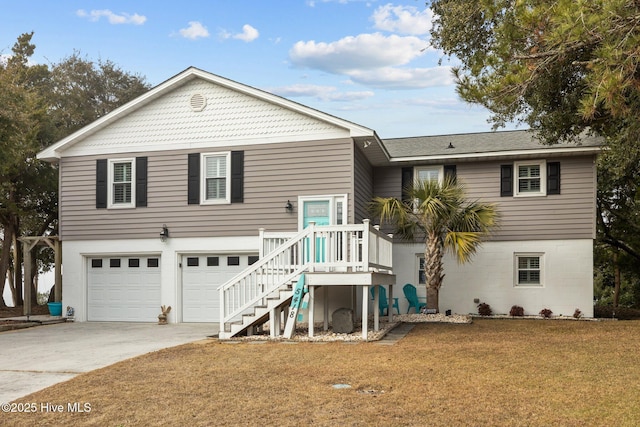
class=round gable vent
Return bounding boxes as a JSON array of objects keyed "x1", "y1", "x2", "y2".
[{"x1": 190, "y1": 93, "x2": 207, "y2": 112}]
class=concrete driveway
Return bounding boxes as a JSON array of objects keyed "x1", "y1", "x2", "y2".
[{"x1": 0, "y1": 321, "x2": 218, "y2": 403}]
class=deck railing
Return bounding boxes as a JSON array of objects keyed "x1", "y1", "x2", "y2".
[{"x1": 218, "y1": 220, "x2": 393, "y2": 331}]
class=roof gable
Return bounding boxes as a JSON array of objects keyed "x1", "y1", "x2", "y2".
[{"x1": 38, "y1": 67, "x2": 377, "y2": 160}]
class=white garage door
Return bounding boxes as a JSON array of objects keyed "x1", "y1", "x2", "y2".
[
  {"x1": 88, "y1": 256, "x2": 161, "y2": 322},
  {"x1": 182, "y1": 254, "x2": 258, "y2": 322}
]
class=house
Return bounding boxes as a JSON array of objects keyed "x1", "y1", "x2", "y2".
[{"x1": 37, "y1": 67, "x2": 599, "y2": 337}]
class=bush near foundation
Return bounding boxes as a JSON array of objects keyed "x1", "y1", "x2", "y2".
[
  {"x1": 477, "y1": 302, "x2": 492, "y2": 316},
  {"x1": 510, "y1": 305, "x2": 524, "y2": 317}
]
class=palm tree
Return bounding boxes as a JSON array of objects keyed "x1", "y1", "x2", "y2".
[{"x1": 370, "y1": 176, "x2": 499, "y2": 313}]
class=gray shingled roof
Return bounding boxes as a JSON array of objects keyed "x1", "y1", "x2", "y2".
[{"x1": 382, "y1": 130, "x2": 602, "y2": 158}]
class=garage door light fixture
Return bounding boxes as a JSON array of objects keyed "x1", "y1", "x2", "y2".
[
  {"x1": 285, "y1": 200, "x2": 293, "y2": 213},
  {"x1": 160, "y1": 224, "x2": 169, "y2": 242}
]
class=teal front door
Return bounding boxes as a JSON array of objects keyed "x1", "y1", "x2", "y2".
[
  {"x1": 303, "y1": 200, "x2": 330, "y2": 262},
  {"x1": 303, "y1": 200, "x2": 330, "y2": 227}
]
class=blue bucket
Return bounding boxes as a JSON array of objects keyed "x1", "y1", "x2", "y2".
[{"x1": 47, "y1": 302, "x2": 62, "y2": 316}]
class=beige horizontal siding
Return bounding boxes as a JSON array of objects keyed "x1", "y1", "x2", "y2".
[
  {"x1": 59, "y1": 138, "x2": 355, "y2": 240},
  {"x1": 371, "y1": 155, "x2": 596, "y2": 241},
  {"x1": 353, "y1": 144, "x2": 373, "y2": 223}
]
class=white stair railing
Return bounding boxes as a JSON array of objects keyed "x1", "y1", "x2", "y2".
[
  {"x1": 218, "y1": 227, "x2": 312, "y2": 331},
  {"x1": 218, "y1": 220, "x2": 394, "y2": 335}
]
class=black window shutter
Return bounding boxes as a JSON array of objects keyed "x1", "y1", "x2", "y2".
[
  {"x1": 230, "y1": 151, "x2": 244, "y2": 203},
  {"x1": 500, "y1": 164, "x2": 513, "y2": 197},
  {"x1": 135, "y1": 157, "x2": 148, "y2": 207},
  {"x1": 401, "y1": 167, "x2": 413, "y2": 203},
  {"x1": 547, "y1": 161, "x2": 561, "y2": 195},
  {"x1": 187, "y1": 153, "x2": 200, "y2": 205},
  {"x1": 444, "y1": 164, "x2": 457, "y2": 183},
  {"x1": 96, "y1": 159, "x2": 108, "y2": 209}
]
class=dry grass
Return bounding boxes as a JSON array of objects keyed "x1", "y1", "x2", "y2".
[{"x1": 5, "y1": 319, "x2": 640, "y2": 426}]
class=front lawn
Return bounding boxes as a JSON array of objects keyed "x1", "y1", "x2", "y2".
[{"x1": 5, "y1": 319, "x2": 640, "y2": 426}]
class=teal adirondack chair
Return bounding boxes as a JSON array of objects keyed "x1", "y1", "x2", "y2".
[
  {"x1": 370, "y1": 286, "x2": 400, "y2": 316},
  {"x1": 403, "y1": 283, "x2": 427, "y2": 313}
]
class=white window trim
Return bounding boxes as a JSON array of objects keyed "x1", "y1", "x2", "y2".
[
  {"x1": 201, "y1": 152, "x2": 231, "y2": 205},
  {"x1": 107, "y1": 158, "x2": 135, "y2": 209},
  {"x1": 514, "y1": 252, "x2": 544, "y2": 287},
  {"x1": 414, "y1": 165, "x2": 444, "y2": 184},
  {"x1": 514, "y1": 160, "x2": 547, "y2": 197},
  {"x1": 297, "y1": 194, "x2": 348, "y2": 230}
]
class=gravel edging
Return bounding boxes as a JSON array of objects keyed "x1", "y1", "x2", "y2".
[{"x1": 222, "y1": 313, "x2": 473, "y2": 343}]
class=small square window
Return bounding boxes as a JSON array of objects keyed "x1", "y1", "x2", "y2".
[
  {"x1": 515, "y1": 254, "x2": 543, "y2": 286},
  {"x1": 248, "y1": 255, "x2": 259, "y2": 265},
  {"x1": 227, "y1": 256, "x2": 240, "y2": 266},
  {"x1": 91, "y1": 259, "x2": 103, "y2": 268},
  {"x1": 207, "y1": 256, "x2": 219, "y2": 266},
  {"x1": 128, "y1": 258, "x2": 140, "y2": 268},
  {"x1": 147, "y1": 258, "x2": 159, "y2": 268},
  {"x1": 514, "y1": 161, "x2": 546, "y2": 197},
  {"x1": 187, "y1": 257, "x2": 199, "y2": 267},
  {"x1": 110, "y1": 259, "x2": 121, "y2": 268}
]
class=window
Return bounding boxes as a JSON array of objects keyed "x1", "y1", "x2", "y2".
[
  {"x1": 418, "y1": 257, "x2": 426, "y2": 285},
  {"x1": 128, "y1": 258, "x2": 140, "y2": 268},
  {"x1": 91, "y1": 259, "x2": 102, "y2": 268},
  {"x1": 110, "y1": 259, "x2": 121, "y2": 268},
  {"x1": 207, "y1": 256, "x2": 219, "y2": 266},
  {"x1": 202, "y1": 152, "x2": 230, "y2": 204},
  {"x1": 187, "y1": 257, "x2": 199, "y2": 267},
  {"x1": 415, "y1": 166, "x2": 443, "y2": 184},
  {"x1": 227, "y1": 256, "x2": 240, "y2": 266},
  {"x1": 147, "y1": 258, "x2": 159, "y2": 268},
  {"x1": 515, "y1": 254, "x2": 543, "y2": 286},
  {"x1": 108, "y1": 159, "x2": 135, "y2": 208},
  {"x1": 514, "y1": 161, "x2": 546, "y2": 197}
]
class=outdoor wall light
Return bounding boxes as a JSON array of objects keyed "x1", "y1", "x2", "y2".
[
  {"x1": 160, "y1": 224, "x2": 169, "y2": 242},
  {"x1": 285, "y1": 200, "x2": 294, "y2": 213}
]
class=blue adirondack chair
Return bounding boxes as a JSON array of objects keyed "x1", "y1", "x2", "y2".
[
  {"x1": 370, "y1": 286, "x2": 400, "y2": 316},
  {"x1": 403, "y1": 283, "x2": 427, "y2": 313}
]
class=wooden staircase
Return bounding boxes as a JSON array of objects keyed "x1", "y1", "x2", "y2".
[{"x1": 217, "y1": 220, "x2": 394, "y2": 339}]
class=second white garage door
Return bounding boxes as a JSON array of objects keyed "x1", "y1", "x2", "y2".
[{"x1": 181, "y1": 254, "x2": 258, "y2": 322}]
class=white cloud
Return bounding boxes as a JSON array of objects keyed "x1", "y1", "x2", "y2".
[
  {"x1": 76, "y1": 9, "x2": 146, "y2": 25},
  {"x1": 371, "y1": 4, "x2": 433, "y2": 36},
  {"x1": 270, "y1": 84, "x2": 374, "y2": 102},
  {"x1": 287, "y1": 5, "x2": 452, "y2": 91},
  {"x1": 290, "y1": 33, "x2": 426, "y2": 73},
  {"x1": 219, "y1": 24, "x2": 259, "y2": 42},
  {"x1": 347, "y1": 66, "x2": 454, "y2": 89},
  {"x1": 179, "y1": 21, "x2": 210, "y2": 40}
]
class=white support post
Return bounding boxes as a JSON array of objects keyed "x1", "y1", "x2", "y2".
[
  {"x1": 388, "y1": 284, "x2": 394, "y2": 322},
  {"x1": 372, "y1": 285, "x2": 379, "y2": 332},
  {"x1": 361, "y1": 286, "x2": 369, "y2": 340},
  {"x1": 323, "y1": 287, "x2": 329, "y2": 331},
  {"x1": 362, "y1": 219, "x2": 370, "y2": 272},
  {"x1": 258, "y1": 228, "x2": 265, "y2": 258},
  {"x1": 270, "y1": 307, "x2": 281, "y2": 338},
  {"x1": 308, "y1": 285, "x2": 315, "y2": 338},
  {"x1": 308, "y1": 222, "x2": 316, "y2": 272}
]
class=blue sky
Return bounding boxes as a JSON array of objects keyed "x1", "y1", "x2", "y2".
[{"x1": 1, "y1": 0, "x2": 518, "y2": 139}]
